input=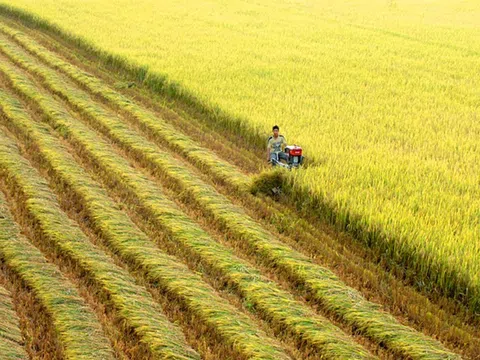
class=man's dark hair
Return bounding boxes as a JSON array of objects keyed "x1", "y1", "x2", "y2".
[{"x1": 272, "y1": 125, "x2": 279, "y2": 131}]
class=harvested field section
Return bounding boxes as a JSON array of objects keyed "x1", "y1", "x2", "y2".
[
  {"x1": 0, "y1": 123, "x2": 200, "y2": 360},
  {"x1": 0, "y1": 187, "x2": 113, "y2": 360}
]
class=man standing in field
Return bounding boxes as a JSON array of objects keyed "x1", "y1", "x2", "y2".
[{"x1": 267, "y1": 125, "x2": 288, "y2": 165}]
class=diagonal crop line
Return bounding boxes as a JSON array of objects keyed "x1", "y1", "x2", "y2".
[
  {"x1": 0, "y1": 49, "x2": 377, "y2": 360},
  {"x1": 0, "y1": 33, "x2": 461, "y2": 360},
  {"x1": 0, "y1": 189, "x2": 113, "y2": 360},
  {"x1": 0, "y1": 79, "x2": 291, "y2": 360},
  {"x1": 0, "y1": 282, "x2": 28, "y2": 360},
  {"x1": 0, "y1": 26, "x2": 462, "y2": 360},
  {"x1": 0, "y1": 22, "x2": 251, "y2": 192},
  {"x1": 0, "y1": 120, "x2": 200, "y2": 360}
]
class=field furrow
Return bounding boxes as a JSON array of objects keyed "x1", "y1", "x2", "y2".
[
  {"x1": 0, "y1": 22, "x2": 251, "y2": 191},
  {"x1": 0, "y1": 185, "x2": 113, "y2": 359},
  {"x1": 0, "y1": 23, "x2": 460, "y2": 360},
  {"x1": 0, "y1": 71, "x2": 297, "y2": 360},
  {"x1": 0, "y1": 120, "x2": 201, "y2": 360},
  {"x1": 0, "y1": 281, "x2": 28, "y2": 360}
]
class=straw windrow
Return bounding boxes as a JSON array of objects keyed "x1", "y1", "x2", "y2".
[
  {"x1": 0, "y1": 189, "x2": 113, "y2": 359},
  {"x1": 0, "y1": 127, "x2": 200, "y2": 360},
  {"x1": 0, "y1": 25, "x2": 460, "y2": 360}
]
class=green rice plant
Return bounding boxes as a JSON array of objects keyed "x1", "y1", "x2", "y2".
[
  {"x1": 0, "y1": 30, "x2": 460, "y2": 359},
  {"x1": 0, "y1": 282, "x2": 28, "y2": 360},
  {"x1": 0, "y1": 83, "x2": 291, "y2": 360},
  {"x1": 0, "y1": 23, "x2": 251, "y2": 191},
  {"x1": 0, "y1": 191, "x2": 112, "y2": 359},
  {"x1": 0, "y1": 48, "x2": 376, "y2": 359},
  {"x1": 0, "y1": 126, "x2": 200, "y2": 360}
]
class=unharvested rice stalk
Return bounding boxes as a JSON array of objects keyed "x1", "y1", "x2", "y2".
[
  {"x1": 0, "y1": 125, "x2": 200, "y2": 360},
  {"x1": 0, "y1": 28, "x2": 460, "y2": 360},
  {"x1": 0, "y1": 190, "x2": 113, "y2": 359},
  {"x1": 0, "y1": 86, "x2": 291, "y2": 360}
]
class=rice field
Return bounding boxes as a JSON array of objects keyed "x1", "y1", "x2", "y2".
[
  {"x1": 0, "y1": 8, "x2": 478, "y2": 360},
  {"x1": 0, "y1": 0, "x2": 478, "y2": 316}
]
